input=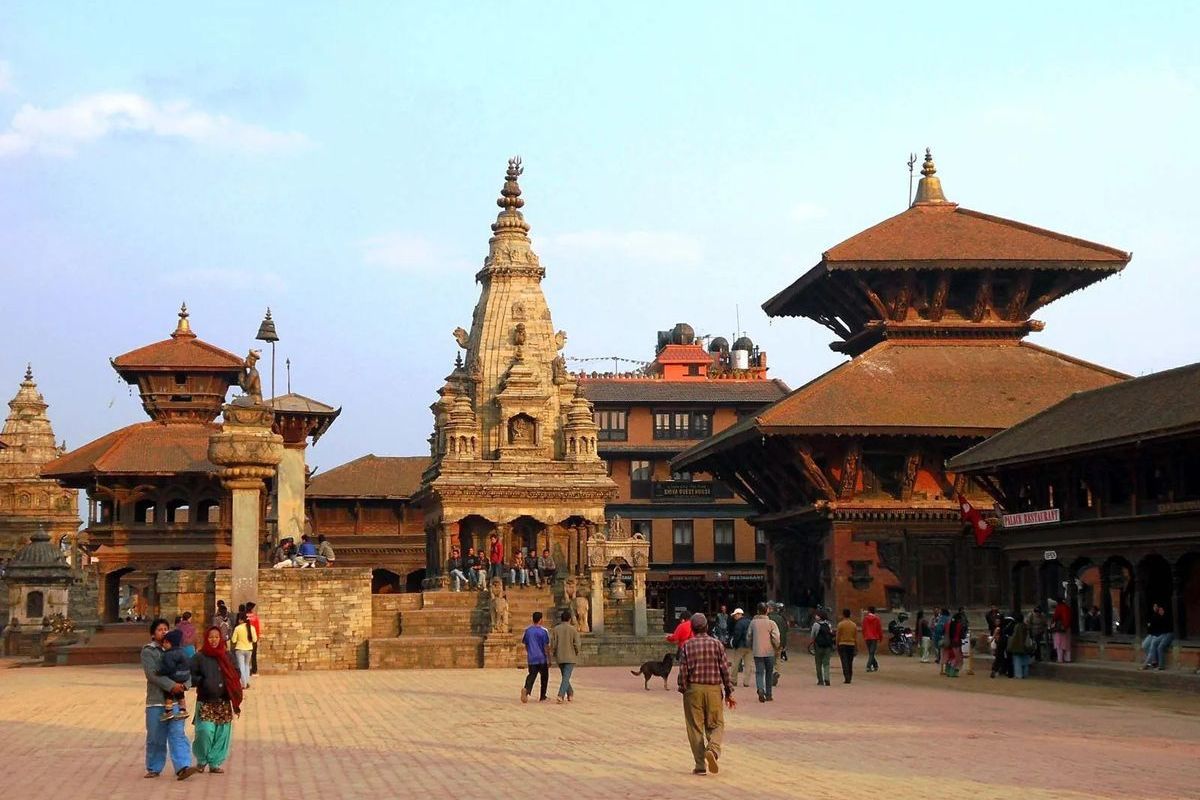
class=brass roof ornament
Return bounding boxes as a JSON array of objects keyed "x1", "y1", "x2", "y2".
[
  {"x1": 491, "y1": 156, "x2": 531, "y2": 236},
  {"x1": 911, "y1": 147, "x2": 951, "y2": 206},
  {"x1": 24, "y1": 363, "x2": 33, "y2": 383},
  {"x1": 172, "y1": 302, "x2": 196, "y2": 339}
]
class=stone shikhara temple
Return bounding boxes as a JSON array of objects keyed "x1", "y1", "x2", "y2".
[
  {"x1": 417, "y1": 157, "x2": 618, "y2": 584},
  {"x1": 675, "y1": 151, "x2": 1130, "y2": 615}
]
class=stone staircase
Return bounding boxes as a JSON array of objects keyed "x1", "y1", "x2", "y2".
[{"x1": 368, "y1": 587, "x2": 668, "y2": 670}]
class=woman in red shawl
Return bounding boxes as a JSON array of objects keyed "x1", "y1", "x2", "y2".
[{"x1": 190, "y1": 626, "x2": 243, "y2": 773}]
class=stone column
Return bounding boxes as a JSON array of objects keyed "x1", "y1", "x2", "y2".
[
  {"x1": 276, "y1": 443, "x2": 307, "y2": 542},
  {"x1": 589, "y1": 566, "x2": 606, "y2": 635},
  {"x1": 632, "y1": 569, "x2": 648, "y2": 638},
  {"x1": 208, "y1": 403, "x2": 283, "y2": 612}
]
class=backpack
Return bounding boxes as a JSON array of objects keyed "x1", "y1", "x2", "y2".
[
  {"x1": 933, "y1": 617, "x2": 947, "y2": 640},
  {"x1": 814, "y1": 620, "x2": 834, "y2": 648}
]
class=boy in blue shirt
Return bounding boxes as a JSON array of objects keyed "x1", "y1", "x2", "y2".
[{"x1": 520, "y1": 611, "x2": 551, "y2": 703}]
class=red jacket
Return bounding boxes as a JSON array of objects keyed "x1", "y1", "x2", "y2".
[
  {"x1": 861, "y1": 612, "x2": 883, "y2": 642},
  {"x1": 667, "y1": 618, "x2": 694, "y2": 647},
  {"x1": 1052, "y1": 602, "x2": 1072, "y2": 631},
  {"x1": 489, "y1": 539, "x2": 504, "y2": 565}
]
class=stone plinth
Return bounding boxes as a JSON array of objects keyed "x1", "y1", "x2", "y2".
[
  {"x1": 208, "y1": 401, "x2": 283, "y2": 610},
  {"x1": 214, "y1": 567, "x2": 372, "y2": 671}
]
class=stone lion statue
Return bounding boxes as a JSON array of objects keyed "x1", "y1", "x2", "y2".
[{"x1": 488, "y1": 578, "x2": 510, "y2": 634}]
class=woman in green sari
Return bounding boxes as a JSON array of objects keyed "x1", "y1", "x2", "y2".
[{"x1": 190, "y1": 626, "x2": 243, "y2": 773}]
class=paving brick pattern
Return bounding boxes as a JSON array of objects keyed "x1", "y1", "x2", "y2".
[{"x1": 1, "y1": 659, "x2": 1198, "y2": 799}]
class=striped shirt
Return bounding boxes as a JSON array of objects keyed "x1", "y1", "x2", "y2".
[{"x1": 677, "y1": 634, "x2": 734, "y2": 697}]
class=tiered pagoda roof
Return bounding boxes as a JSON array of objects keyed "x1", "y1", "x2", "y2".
[{"x1": 307, "y1": 455, "x2": 430, "y2": 500}]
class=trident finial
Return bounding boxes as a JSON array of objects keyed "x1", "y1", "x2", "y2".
[{"x1": 497, "y1": 156, "x2": 525, "y2": 211}]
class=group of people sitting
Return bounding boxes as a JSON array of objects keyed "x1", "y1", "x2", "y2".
[
  {"x1": 444, "y1": 536, "x2": 558, "y2": 591},
  {"x1": 270, "y1": 534, "x2": 336, "y2": 569}
]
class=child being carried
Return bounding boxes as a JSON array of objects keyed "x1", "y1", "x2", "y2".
[{"x1": 158, "y1": 629, "x2": 192, "y2": 721}]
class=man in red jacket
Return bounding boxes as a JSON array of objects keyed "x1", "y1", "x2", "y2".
[
  {"x1": 667, "y1": 610, "x2": 694, "y2": 655},
  {"x1": 1051, "y1": 598, "x2": 1073, "y2": 663},
  {"x1": 488, "y1": 534, "x2": 505, "y2": 584},
  {"x1": 862, "y1": 607, "x2": 883, "y2": 673}
]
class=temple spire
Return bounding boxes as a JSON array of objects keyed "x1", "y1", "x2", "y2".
[
  {"x1": 491, "y1": 156, "x2": 531, "y2": 237},
  {"x1": 911, "y1": 147, "x2": 951, "y2": 206},
  {"x1": 172, "y1": 302, "x2": 195, "y2": 339}
]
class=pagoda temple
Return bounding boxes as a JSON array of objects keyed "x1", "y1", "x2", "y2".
[
  {"x1": 415, "y1": 158, "x2": 617, "y2": 585},
  {"x1": 674, "y1": 151, "x2": 1130, "y2": 614},
  {"x1": 41, "y1": 305, "x2": 247, "y2": 621}
]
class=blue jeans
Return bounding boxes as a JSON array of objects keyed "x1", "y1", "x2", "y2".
[
  {"x1": 1149, "y1": 633, "x2": 1175, "y2": 668},
  {"x1": 754, "y1": 655, "x2": 776, "y2": 698},
  {"x1": 145, "y1": 706, "x2": 191, "y2": 774},
  {"x1": 471, "y1": 570, "x2": 487, "y2": 589},
  {"x1": 1012, "y1": 653, "x2": 1031, "y2": 678},
  {"x1": 510, "y1": 568, "x2": 527, "y2": 587},
  {"x1": 235, "y1": 649, "x2": 252, "y2": 688},
  {"x1": 557, "y1": 662, "x2": 575, "y2": 698},
  {"x1": 489, "y1": 563, "x2": 504, "y2": 582},
  {"x1": 449, "y1": 569, "x2": 468, "y2": 591}
]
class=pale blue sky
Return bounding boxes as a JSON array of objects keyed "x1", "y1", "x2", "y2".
[{"x1": 1, "y1": 3, "x2": 1197, "y2": 469}]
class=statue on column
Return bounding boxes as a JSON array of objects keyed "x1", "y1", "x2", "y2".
[
  {"x1": 563, "y1": 576, "x2": 591, "y2": 633},
  {"x1": 238, "y1": 349, "x2": 264, "y2": 404}
]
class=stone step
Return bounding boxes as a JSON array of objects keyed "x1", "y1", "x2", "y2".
[{"x1": 369, "y1": 636, "x2": 484, "y2": 669}]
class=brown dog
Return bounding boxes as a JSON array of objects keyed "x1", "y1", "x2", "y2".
[{"x1": 631, "y1": 653, "x2": 675, "y2": 690}]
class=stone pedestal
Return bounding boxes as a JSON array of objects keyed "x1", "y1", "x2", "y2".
[
  {"x1": 482, "y1": 633, "x2": 518, "y2": 668},
  {"x1": 208, "y1": 402, "x2": 283, "y2": 611}
]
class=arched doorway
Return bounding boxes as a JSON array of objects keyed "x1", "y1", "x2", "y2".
[
  {"x1": 372, "y1": 569, "x2": 401, "y2": 594},
  {"x1": 457, "y1": 515, "x2": 494, "y2": 558},
  {"x1": 1102, "y1": 557, "x2": 1135, "y2": 635},
  {"x1": 1012, "y1": 560, "x2": 1036, "y2": 614},
  {"x1": 1138, "y1": 554, "x2": 1173, "y2": 633},
  {"x1": 1178, "y1": 552, "x2": 1200, "y2": 640},
  {"x1": 405, "y1": 569, "x2": 426, "y2": 593},
  {"x1": 512, "y1": 515, "x2": 547, "y2": 558},
  {"x1": 1073, "y1": 558, "x2": 1101, "y2": 633},
  {"x1": 103, "y1": 566, "x2": 138, "y2": 623},
  {"x1": 1038, "y1": 559, "x2": 1065, "y2": 613}
]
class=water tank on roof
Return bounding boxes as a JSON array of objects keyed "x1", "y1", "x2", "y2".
[
  {"x1": 731, "y1": 335, "x2": 753, "y2": 370},
  {"x1": 733, "y1": 335, "x2": 754, "y2": 352},
  {"x1": 708, "y1": 337, "x2": 729, "y2": 353},
  {"x1": 672, "y1": 322, "x2": 695, "y2": 345}
]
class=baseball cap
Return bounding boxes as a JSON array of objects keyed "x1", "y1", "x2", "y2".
[{"x1": 732, "y1": 608, "x2": 744, "y2": 616}]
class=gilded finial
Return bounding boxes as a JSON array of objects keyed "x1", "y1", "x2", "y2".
[
  {"x1": 497, "y1": 156, "x2": 525, "y2": 211},
  {"x1": 172, "y1": 302, "x2": 195, "y2": 338},
  {"x1": 921, "y1": 147, "x2": 937, "y2": 177},
  {"x1": 912, "y1": 147, "x2": 950, "y2": 206},
  {"x1": 24, "y1": 363, "x2": 33, "y2": 382}
]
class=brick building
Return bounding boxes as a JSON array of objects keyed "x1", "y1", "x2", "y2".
[
  {"x1": 674, "y1": 151, "x2": 1130, "y2": 616},
  {"x1": 579, "y1": 322, "x2": 788, "y2": 626},
  {"x1": 305, "y1": 454, "x2": 430, "y2": 592},
  {"x1": 948, "y1": 361, "x2": 1200, "y2": 668}
]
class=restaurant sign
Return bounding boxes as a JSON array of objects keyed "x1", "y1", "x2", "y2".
[{"x1": 1001, "y1": 508, "x2": 1061, "y2": 528}]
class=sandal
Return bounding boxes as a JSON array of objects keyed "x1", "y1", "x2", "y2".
[
  {"x1": 144, "y1": 771, "x2": 160, "y2": 779},
  {"x1": 209, "y1": 767, "x2": 224, "y2": 774}
]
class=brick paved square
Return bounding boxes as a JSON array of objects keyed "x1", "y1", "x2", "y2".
[{"x1": 2, "y1": 660, "x2": 1198, "y2": 799}]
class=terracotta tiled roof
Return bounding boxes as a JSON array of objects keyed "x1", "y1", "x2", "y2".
[
  {"x1": 673, "y1": 340, "x2": 1126, "y2": 469},
  {"x1": 582, "y1": 379, "x2": 789, "y2": 405},
  {"x1": 112, "y1": 336, "x2": 244, "y2": 371},
  {"x1": 948, "y1": 361, "x2": 1200, "y2": 471},
  {"x1": 655, "y1": 344, "x2": 715, "y2": 364},
  {"x1": 40, "y1": 422, "x2": 220, "y2": 481},
  {"x1": 823, "y1": 204, "x2": 1130, "y2": 267},
  {"x1": 306, "y1": 454, "x2": 430, "y2": 499}
]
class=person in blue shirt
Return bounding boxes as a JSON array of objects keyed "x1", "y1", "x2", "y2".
[
  {"x1": 297, "y1": 534, "x2": 320, "y2": 566},
  {"x1": 520, "y1": 611, "x2": 551, "y2": 703}
]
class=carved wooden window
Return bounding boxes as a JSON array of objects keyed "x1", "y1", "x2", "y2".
[
  {"x1": 653, "y1": 410, "x2": 711, "y2": 439},
  {"x1": 862, "y1": 450, "x2": 905, "y2": 499},
  {"x1": 672, "y1": 520, "x2": 694, "y2": 563},
  {"x1": 1182, "y1": 450, "x2": 1200, "y2": 500},
  {"x1": 754, "y1": 528, "x2": 767, "y2": 561},
  {"x1": 670, "y1": 469, "x2": 693, "y2": 483},
  {"x1": 630, "y1": 460, "x2": 652, "y2": 499},
  {"x1": 593, "y1": 409, "x2": 627, "y2": 441},
  {"x1": 713, "y1": 519, "x2": 735, "y2": 562},
  {"x1": 632, "y1": 519, "x2": 654, "y2": 559}
]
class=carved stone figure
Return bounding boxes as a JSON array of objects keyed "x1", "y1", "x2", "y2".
[
  {"x1": 453, "y1": 327, "x2": 470, "y2": 349},
  {"x1": 468, "y1": 357, "x2": 482, "y2": 382},
  {"x1": 554, "y1": 330, "x2": 568, "y2": 351},
  {"x1": 551, "y1": 355, "x2": 568, "y2": 385},
  {"x1": 563, "y1": 575, "x2": 578, "y2": 604},
  {"x1": 488, "y1": 578, "x2": 510, "y2": 634},
  {"x1": 514, "y1": 322, "x2": 526, "y2": 346},
  {"x1": 238, "y1": 350, "x2": 263, "y2": 404},
  {"x1": 511, "y1": 301, "x2": 527, "y2": 321},
  {"x1": 508, "y1": 414, "x2": 533, "y2": 444},
  {"x1": 572, "y1": 592, "x2": 591, "y2": 633}
]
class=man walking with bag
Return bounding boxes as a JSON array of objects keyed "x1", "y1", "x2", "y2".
[
  {"x1": 810, "y1": 609, "x2": 834, "y2": 686},
  {"x1": 747, "y1": 602, "x2": 781, "y2": 702},
  {"x1": 727, "y1": 608, "x2": 752, "y2": 688}
]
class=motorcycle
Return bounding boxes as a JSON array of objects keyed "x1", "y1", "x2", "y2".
[{"x1": 887, "y1": 615, "x2": 915, "y2": 656}]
